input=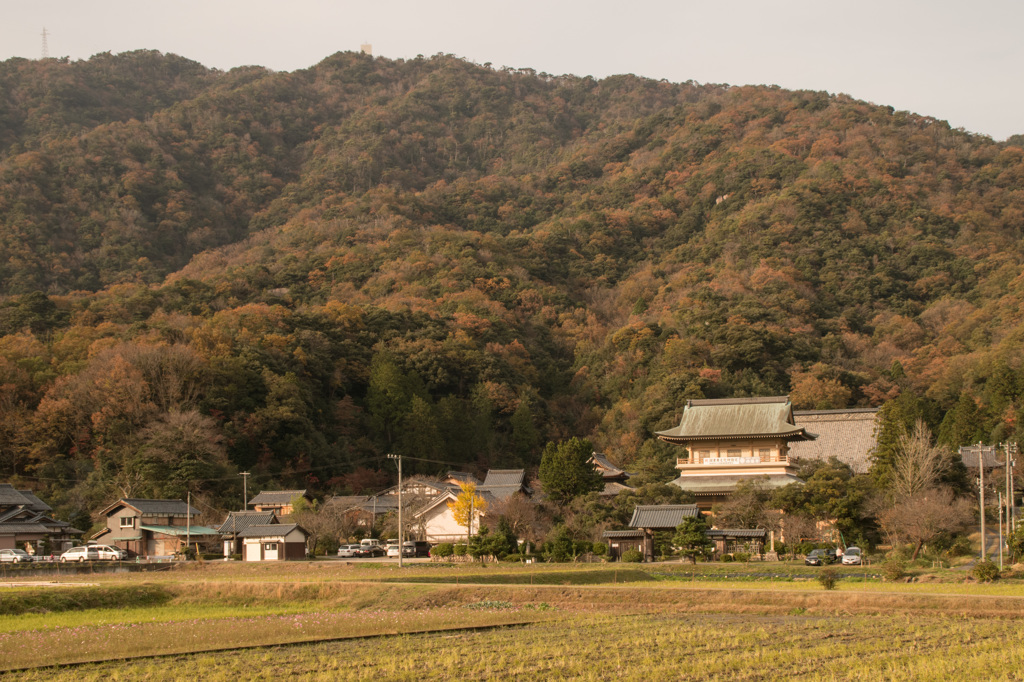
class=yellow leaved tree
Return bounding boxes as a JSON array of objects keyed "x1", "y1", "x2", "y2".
[{"x1": 447, "y1": 482, "x2": 488, "y2": 541}]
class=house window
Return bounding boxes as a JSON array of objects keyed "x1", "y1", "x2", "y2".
[
  {"x1": 759, "y1": 448, "x2": 771, "y2": 461},
  {"x1": 696, "y1": 450, "x2": 710, "y2": 460},
  {"x1": 726, "y1": 449, "x2": 741, "y2": 457},
  {"x1": 264, "y1": 543, "x2": 278, "y2": 551},
  {"x1": 120, "y1": 517, "x2": 135, "y2": 528}
]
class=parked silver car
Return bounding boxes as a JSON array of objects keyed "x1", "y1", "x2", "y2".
[
  {"x1": 337, "y1": 544, "x2": 362, "y2": 558},
  {"x1": 59, "y1": 546, "x2": 100, "y2": 562},
  {"x1": 90, "y1": 544, "x2": 127, "y2": 561},
  {"x1": 841, "y1": 547, "x2": 863, "y2": 565},
  {"x1": 0, "y1": 548, "x2": 32, "y2": 563}
]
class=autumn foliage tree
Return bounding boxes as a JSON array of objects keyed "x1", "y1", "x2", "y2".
[{"x1": 447, "y1": 482, "x2": 488, "y2": 541}]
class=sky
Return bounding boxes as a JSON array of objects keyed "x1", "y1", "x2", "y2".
[{"x1": 2, "y1": 1, "x2": 1022, "y2": 140}]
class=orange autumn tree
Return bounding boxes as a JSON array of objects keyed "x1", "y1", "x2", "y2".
[{"x1": 447, "y1": 482, "x2": 488, "y2": 542}]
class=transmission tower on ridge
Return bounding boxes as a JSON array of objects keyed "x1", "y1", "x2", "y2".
[{"x1": 41, "y1": 27, "x2": 50, "y2": 59}]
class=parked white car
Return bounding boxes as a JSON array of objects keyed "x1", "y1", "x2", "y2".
[
  {"x1": 386, "y1": 541, "x2": 415, "y2": 558},
  {"x1": 59, "y1": 546, "x2": 99, "y2": 562},
  {"x1": 337, "y1": 544, "x2": 362, "y2": 558},
  {"x1": 841, "y1": 547, "x2": 863, "y2": 565},
  {"x1": 90, "y1": 544, "x2": 127, "y2": 561},
  {"x1": 0, "y1": 548, "x2": 32, "y2": 563}
]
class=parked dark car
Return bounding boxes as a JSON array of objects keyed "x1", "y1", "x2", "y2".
[
  {"x1": 360, "y1": 545, "x2": 386, "y2": 558},
  {"x1": 413, "y1": 541, "x2": 431, "y2": 557},
  {"x1": 804, "y1": 549, "x2": 835, "y2": 566}
]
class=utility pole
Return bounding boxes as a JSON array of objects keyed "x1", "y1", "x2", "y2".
[
  {"x1": 979, "y1": 447, "x2": 986, "y2": 562},
  {"x1": 999, "y1": 492, "x2": 1004, "y2": 571},
  {"x1": 468, "y1": 494, "x2": 474, "y2": 545},
  {"x1": 387, "y1": 454, "x2": 403, "y2": 568},
  {"x1": 1010, "y1": 442, "x2": 1018, "y2": 534},
  {"x1": 186, "y1": 490, "x2": 192, "y2": 560},
  {"x1": 1006, "y1": 443, "x2": 1012, "y2": 541},
  {"x1": 240, "y1": 472, "x2": 250, "y2": 511}
]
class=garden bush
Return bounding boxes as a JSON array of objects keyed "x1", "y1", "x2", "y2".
[
  {"x1": 720, "y1": 554, "x2": 734, "y2": 563},
  {"x1": 432, "y1": 543, "x2": 454, "y2": 558},
  {"x1": 453, "y1": 544, "x2": 468, "y2": 556},
  {"x1": 621, "y1": 549, "x2": 643, "y2": 563},
  {"x1": 732, "y1": 552, "x2": 750, "y2": 563},
  {"x1": 945, "y1": 536, "x2": 972, "y2": 558},
  {"x1": 816, "y1": 567, "x2": 839, "y2": 590},
  {"x1": 973, "y1": 560, "x2": 1000, "y2": 582},
  {"x1": 882, "y1": 555, "x2": 906, "y2": 581},
  {"x1": 592, "y1": 542, "x2": 607, "y2": 557}
]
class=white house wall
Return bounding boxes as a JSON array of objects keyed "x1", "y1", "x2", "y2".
[{"x1": 420, "y1": 504, "x2": 477, "y2": 544}]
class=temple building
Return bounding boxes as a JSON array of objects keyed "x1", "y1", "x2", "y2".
[
  {"x1": 788, "y1": 408, "x2": 879, "y2": 474},
  {"x1": 656, "y1": 397, "x2": 817, "y2": 511}
]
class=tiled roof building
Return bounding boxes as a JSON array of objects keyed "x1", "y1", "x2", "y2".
[
  {"x1": 788, "y1": 409, "x2": 879, "y2": 474},
  {"x1": 657, "y1": 397, "x2": 814, "y2": 509}
]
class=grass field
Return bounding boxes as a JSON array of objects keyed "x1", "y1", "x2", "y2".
[{"x1": 3, "y1": 560, "x2": 1024, "y2": 679}]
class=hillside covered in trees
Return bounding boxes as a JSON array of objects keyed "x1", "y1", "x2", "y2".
[{"x1": 2, "y1": 49, "x2": 1024, "y2": 528}]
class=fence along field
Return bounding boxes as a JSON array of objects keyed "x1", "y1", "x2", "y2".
[{"x1": 4, "y1": 562, "x2": 1024, "y2": 679}]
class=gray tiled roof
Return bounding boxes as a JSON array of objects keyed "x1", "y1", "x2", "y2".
[
  {"x1": 670, "y1": 473, "x2": 801, "y2": 494},
  {"x1": 108, "y1": 499, "x2": 199, "y2": 516},
  {"x1": 960, "y1": 445, "x2": 1007, "y2": 470},
  {"x1": 323, "y1": 495, "x2": 370, "y2": 511},
  {"x1": 789, "y1": 409, "x2": 879, "y2": 474},
  {"x1": 248, "y1": 490, "x2": 309, "y2": 505},
  {"x1": 602, "y1": 529, "x2": 646, "y2": 539},
  {"x1": 476, "y1": 484, "x2": 524, "y2": 501},
  {"x1": 629, "y1": 504, "x2": 702, "y2": 529},
  {"x1": 599, "y1": 482, "x2": 634, "y2": 496},
  {"x1": 483, "y1": 470, "x2": 526, "y2": 487},
  {"x1": 217, "y1": 511, "x2": 278, "y2": 533},
  {"x1": 352, "y1": 497, "x2": 400, "y2": 512},
  {"x1": 237, "y1": 523, "x2": 305, "y2": 539},
  {"x1": 0, "y1": 522, "x2": 51, "y2": 534},
  {"x1": 706, "y1": 529, "x2": 767, "y2": 538},
  {"x1": 0, "y1": 484, "x2": 31, "y2": 506},
  {"x1": 656, "y1": 397, "x2": 815, "y2": 442},
  {"x1": 446, "y1": 471, "x2": 482, "y2": 485},
  {"x1": 590, "y1": 453, "x2": 631, "y2": 481},
  {"x1": 16, "y1": 490, "x2": 52, "y2": 512}
]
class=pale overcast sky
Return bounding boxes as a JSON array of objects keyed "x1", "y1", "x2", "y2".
[{"x1": 2, "y1": 1, "x2": 1022, "y2": 140}]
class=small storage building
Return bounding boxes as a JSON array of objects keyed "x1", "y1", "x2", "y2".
[
  {"x1": 238, "y1": 524, "x2": 308, "y2": 561},
  {"x1": 602, "y1": 529, "x2": 645, "y2": 561}
]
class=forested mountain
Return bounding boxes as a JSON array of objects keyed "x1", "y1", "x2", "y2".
[{"x1": 1, "y1": 49, "x2": 1023, "y2": 528}]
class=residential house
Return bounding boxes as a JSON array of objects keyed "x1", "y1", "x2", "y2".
[
  {"x1": 343, "y1": 469, "x2": 534, "y2": 544},
  {"x1": 247, "y1": 490, "x2": 312, "y2": 517},
  {"x1": 479, "y1": 469, "x2": 532, "y2": 500},
  {"x1": 93, "y1": 498, "x2": 220, "y2": 558},
  {"x1": 656, "y1": 397, "x2": 816, "y2": 510},
  {"x1": 237, "y1": 524, "x2": 308, "y2": 561},
  {"x1": 217, "y1": 511, "x2": 278, "y2": 557},
  {"x1": 0, "y1": 484, "x2": 83, "y2": 552},
  {"x1": 413, "y1": 487, "x2": 499, "y2": 544}
]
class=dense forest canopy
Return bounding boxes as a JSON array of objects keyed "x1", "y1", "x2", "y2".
[{"x1": 1, "y1": 49, "x2": 1023, "y2": 530}]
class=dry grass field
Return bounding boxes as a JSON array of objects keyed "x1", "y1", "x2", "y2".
[{"x1": 3, "y1": 561, "x2": 1024, "y2": 679}]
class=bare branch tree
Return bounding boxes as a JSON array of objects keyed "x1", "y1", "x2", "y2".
[
  {"x1": 877, "y1": 487, "x2": 973, "y2": 559},
  {"x1": 890, "y1": 419, "x2": 949, "y2": 500}
]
